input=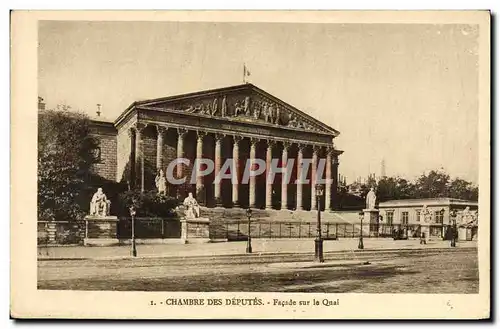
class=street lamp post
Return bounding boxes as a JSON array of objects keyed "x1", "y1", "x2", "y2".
[
  {"x1": 315, "y1": 184, "x2": 324, "y2": 263},
  {"x1": 246, "y1": 208, "x2": 252, "y2": 253},
  {"x1": 129, "y1": 205, "x2": 137, "y2": 257},
  {"x1": 358, "y1": 211, "x2": 364, "y2": 249},
  {"x1": 450, "y1": 209, "x2": 457, "y2": 247}
]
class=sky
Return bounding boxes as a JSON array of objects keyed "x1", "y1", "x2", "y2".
[{"x1": 38, "y1": 21, "x2": 479, "y2": 184}]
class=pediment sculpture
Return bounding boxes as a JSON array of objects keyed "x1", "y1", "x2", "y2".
[{"x1": 175, "y1": 94, "x2": 327, "y2": 133}]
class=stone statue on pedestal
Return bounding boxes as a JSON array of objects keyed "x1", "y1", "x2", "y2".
[
  {"x1": 90, "y1": 188, "x2": 111, "y2": 217},
  {"x1": 183, "y1": 192, "x2": 200, "y2": 219},
  {"x1": 155, "y1": 169, "x2": 167, "y2": 195},
  {"x1": 365, "y1": 188, "x2": 377, "y2": 209}
]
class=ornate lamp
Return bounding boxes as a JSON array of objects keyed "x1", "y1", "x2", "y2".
[
  {"x1": 129, "y1": 205, "x2": 137, "y2": 257},
  {"x1": 315, "y1": 184, "x2": 325, "y2": 263},
  {"x1": 358, "y1": 211, "x2": 364, "y2": 249},
  {"x1": 246, "y1": 208, "x2": 253, "y2": 253},
  {"x1": 450, "y1": 209, "x2": 457, "y2": 247}
]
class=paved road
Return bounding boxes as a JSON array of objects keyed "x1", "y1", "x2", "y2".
[
  {"x1": 38, "y1": 247, "x2": 478, "y2": 293},
  {"x1": 38, "y1": 238, "x2": 477, "y2": 260}
]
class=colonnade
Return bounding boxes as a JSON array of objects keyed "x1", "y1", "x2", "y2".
[{"x1": 129, "y1": 123, "x2": 340, "y2": 211}]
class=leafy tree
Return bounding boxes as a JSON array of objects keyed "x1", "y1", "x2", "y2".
[
  {"x1": 448, "y1": 178, "x2": 478, "y2": 201},
  {"x1": 415, "y1": 170, "x2": 450, "y2": 198},
  {"x1": 38, "y1": 108, "x2": 99, "y2": 221}
]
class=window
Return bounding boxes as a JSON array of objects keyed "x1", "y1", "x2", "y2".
[
  {"x1": 402, "y1": 212, "x2": 409, "y2": 225},
  {"x1": 434, "y1": 210, "x2": 444, "y2": 224},
  {"x1": 92, "y1": 146, "x2": 102, "y2": 163},
  {"x1": 416, "y1": 210, "x2": 421, "y2": 222},
  {"x1": 386, "y1": 211, "x2": 394, "y2": 226}
]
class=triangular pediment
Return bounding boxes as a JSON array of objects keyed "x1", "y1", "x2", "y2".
[{"x1": 132, "y1": 84, "x2": 339, "y2": 136}]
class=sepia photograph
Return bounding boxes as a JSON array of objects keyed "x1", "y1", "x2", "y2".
[{"x1": 11, "y1": 10, "x2": 490, "y2": 319}]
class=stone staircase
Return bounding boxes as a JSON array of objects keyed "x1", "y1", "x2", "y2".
[
  {"x1": 200, "y1": 207, "x2": 362, "y2": 224},
  {"x1": 201, "y1": 207, "x2": 366, "y2": 240}
]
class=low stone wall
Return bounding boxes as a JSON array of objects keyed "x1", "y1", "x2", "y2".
[
  {"x1": 37, "y1": 221, "x2": 86, "y2": 245},
  {"x1": 38, "y1": 218, "x2": 182, "y2": 245}
]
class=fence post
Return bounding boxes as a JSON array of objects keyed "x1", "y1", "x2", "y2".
[
  {"x1": 237, "y1": 222, "x2": 240, "y2": 240},
  {"x1": 298, "y1": 223, "x2": 301, "y2": 238},
  {"x1": 335, "y1": 223, "x2": 338, "y2": 238},
  {"x1": 308, "y1": 222, "x2": 311, "y2": 238},
  {"x1": 161, "y1": 218, "x2": 165, "y2": 239},
  {"x1": 269, "y1": 222, "x2": 272, "y2": 238},
  {"x1": 258, "y1": 222, "x2": 261, "y2": 238},
  {"x1": 352, "y1": 224, "x2": 355, "y2": 238},
  {"x1": 47, "y1": 221, "x2": 57, "y2": 244}
]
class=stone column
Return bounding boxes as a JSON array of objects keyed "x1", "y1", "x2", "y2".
[
  {"x1": 195, "y1": 131, "x2": 206, "y2": 204},
  {"x1": 265, "y1": 140, "x2": 275, "y2": 210},
  {"x1": 296, "y1": 144, "x2": 304, "y2": 211},
  {"x1": 281, "y1": 142, "x2": 291, "y2": 210},
  {"x1": 176, "y1": 128, "x2": 188, "y2": 198},
  {"x1": 134, "y1": 123, "x2": 146, "y2": 192},
  {"x1": 332, "y1": 155, "x2": 339, "y2": 210},
  {"x1": 325, "y1": 147, "x2": 333, "y2": 211},
  {"x1": 128, "y1": 128, "x2": 136, "y2": 188},
  {"x1": 232, "y1": 135, "x2": 243, "y2": 207},
  {"x1": 311, "y1": 146, "x2": 318, "y2": 210},
  {"x1": 214, "y1": 133, "x2": 224, "y2": 206},
  {"x1": 156, "y1": 126, "x2": 167, "y2": 170},
  {"x1": 249, "y1": 138, "x2": 258, "y2": 208}
]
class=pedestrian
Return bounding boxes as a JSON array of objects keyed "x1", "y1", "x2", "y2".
[{"x1": 420, "y1": 232, "x2": 426, "y2": 245}]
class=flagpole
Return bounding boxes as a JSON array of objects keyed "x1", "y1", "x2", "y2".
[{"x1": 243, "y1": 63, "x2": 246, "y2": 84}]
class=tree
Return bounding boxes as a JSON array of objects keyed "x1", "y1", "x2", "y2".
[
  {"x1": 38, "y1": 108, "x2": 99, "y2": 221},
  {"x1": 448, "y1": 178, "x2": 479, "y2": 201},
  {"x1": 375, "y1": 176, "x2": 417, "y2": 202},
  {"x1": 415, "y1": 170, "x2": 450, "y2": 198}
]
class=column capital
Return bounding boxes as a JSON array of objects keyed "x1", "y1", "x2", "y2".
[
  {"x1": 282, "y1": 141, "x2": 292, "y2": 151},
  {"x1": 233, "y1": 134, "x2": 244, "y2": 144},
  {"x1": 326, "y1": 146, "x2": 335, "y2": 155},
  {"x1": 214, "y1": 132, "x2": 225, "y2": 142},
  {"x1": 133, "y1": 122, "x2": 147, "y2": 133},
  {"x1": 177, "y1": 128, "x2": 188, "y2": 139},
  {"x1": 156, "y1": 125, "x2": 168, "y2": 135},
  {"x1": 297, "y1": 143, "x2": 307, "y2": 152},
  {"x1": 196, "y1": 130, "x2": 207, "y2": 140},
  {"x1": 312, "y1": 145, "x2": 321, "y2": 155},
  {"x1": 266, "y1": 139, "x2": 277, "y2": 149},
  {"x1": 250, "y1": 137, "x2": 260, "y2": 146}
]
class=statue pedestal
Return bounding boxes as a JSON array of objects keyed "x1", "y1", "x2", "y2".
[
  {"x1": 363, "y1": 209, "x2": 380, "y2": 236},
  {"x1": 181, "y1": 217, "x2": 211, "y2": 244},
  {"x1": 419, "y1": 224, "x2": 431, "y2": 242},
  {"x1": 84, "y1": 215, "x2": 119, "y2": 246}
]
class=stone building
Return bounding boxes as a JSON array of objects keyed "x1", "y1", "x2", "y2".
[
  {"x1": 90, "y1": 83, "x2": 343, "y2": 210},
  {"x1": 378, "y1": 198, "x2": 478, "y2": 238}
]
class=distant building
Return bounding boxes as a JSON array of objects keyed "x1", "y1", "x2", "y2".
[{"x1": 378, "y1": 198, "x2": 478, "y2": 239}]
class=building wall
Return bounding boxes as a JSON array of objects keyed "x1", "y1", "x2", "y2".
[
  {"x1": 380, "y1": 205, "x2": 450, "y2": 225},
  {"x1": 379, "y1": 203, "x2": 478, "y2": 226},
  {"x1": 116, "y1": 126, "x2": 132, "y2": 183},
  {"x1": 90, "y1": 122, "x2": 117, "y2": 182}
]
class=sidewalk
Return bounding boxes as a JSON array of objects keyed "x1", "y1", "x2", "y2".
[{"x1": 38, "y1": 238, "x2": 477, "y2": 260}]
